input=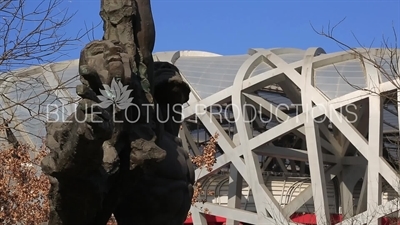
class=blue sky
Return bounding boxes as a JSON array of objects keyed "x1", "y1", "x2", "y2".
[{"x1": 48, "y1": 0, "x2": 400, "y2": 60}]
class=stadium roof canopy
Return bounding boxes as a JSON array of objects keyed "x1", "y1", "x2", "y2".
[
  {"x1": 0, "y1": 47, "x2": 398, "y2": 147},
  {"x1": 1, "y1": 47, "x2": 400, "y2": 224}
]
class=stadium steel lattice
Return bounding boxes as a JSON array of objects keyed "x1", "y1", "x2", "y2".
[{"x1": 1, "y1": 47, "x2": 400, "y2": 225}]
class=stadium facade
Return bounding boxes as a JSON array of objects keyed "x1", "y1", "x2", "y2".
[{"x1": 0, "y1": 47, "x2": 399, "y2": 225}]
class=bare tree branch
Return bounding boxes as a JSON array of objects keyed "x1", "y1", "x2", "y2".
[
  {"x1": 311, "y1": 18, "x2": 400, "y2": 101},
  {"x1": 312, "y1": 19, "x2": 400, "y2": 173},
  {"x1": 0, "y1": 0, "x2": 99, "y2": 145}
]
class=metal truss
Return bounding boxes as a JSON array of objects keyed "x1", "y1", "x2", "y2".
[{"x1": 158, "y1": 48, "x2": 400, "y2": 225}]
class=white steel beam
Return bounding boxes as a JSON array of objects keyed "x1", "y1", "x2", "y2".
[
  {"x1": 282, "y1": 163, "x2": 343, "y2": 217},
  {"x1": 232, "y1": 52, "x2": 291, "y2": 224},
  {"x1": 380, "y1": 78, "x2": 400, "y2": 92},
  {"x1": 182, "y1": 87, "x2": 232, "y2": 118},
  {"x1": 301, "y1": 48, "x2": 331, "y2": 225},
  {"x1": 196, "y1": 110, "x2": 249, "y2": 182},
  {"x1": 244, "y1": 93, "x2": 340, "y2": 156},
  {"x1": 341, "y1": 102, "x2": 369, "y2": 157},
  {"x1": 226, "y1": 137, "x2": 244, "y2": 225},
  {"x1": 194, "y1": 153, "x2": 232, "y2": 180},
  {"x1": 226, "y1": 165, "x2": 243, "y2": 225},
  {"x1": 247, "y1": 89, "x2": 371, "y2": 151},
  {"x1": 356, "y1": 169, "x2": 368, "y2": 215},
  {"x1": 366, "y1": 60, "x2": 384, "y2": 225},
  {"x1": 309, "y1": 92, "x2": 400, "y2": 194},
  {"x1": 340, "y1": 165, "x2": 366, "y2": 219},
  {"x1": 253, "y1": 145, "x2": 337, "y2": 163},
  {"x1": 190, "y1": 207, "x2": 208, "y2": 225},
  {"x1": 193, "y1": 202, "x2": 259, "y2": 225}
]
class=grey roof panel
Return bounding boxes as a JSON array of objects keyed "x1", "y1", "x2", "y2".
[
  {"x1": 175, "y1": 55, "x2": 250, "y2": 99},
  {"x1": 314, "y1": 60, "x2": 367, "y2": 99},
  {"x1": 50, "y1": 60, "x2": 80, "y2": 100}
]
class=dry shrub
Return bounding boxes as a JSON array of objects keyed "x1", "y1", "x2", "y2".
[
  {"x1": 0, "y1": 130, "x2": 216, "y2": 225},
  {"x1": 191, "y1": 182, "x2": 203, "y2": 205},
  {"x1": 190, "y1": 132, "x2": 219, "y2": 206},
  {"x1": 191, "y1": 132, "x2": 219, "y2": 173},
  {"x1": 0, "y1": 142, "x2": 50, "y2": 225}
]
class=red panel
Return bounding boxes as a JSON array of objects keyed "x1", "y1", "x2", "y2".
[
  {"x1": 184, "y1": 215, "x2": 226, "y2": 224},
  {"x1": 184, "y1": 213, "x2": 400, "y2": 225}
]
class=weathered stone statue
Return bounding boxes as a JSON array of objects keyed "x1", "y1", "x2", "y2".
[
  {"x1": 113, "y1": 61, "x2": 194, "y2": 224},
  {"x1": 41, "y1": 0, "x2": 194, "y2": 224}
]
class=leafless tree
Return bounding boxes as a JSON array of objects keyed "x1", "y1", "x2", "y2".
[
  {"x1": 312, "y1": 19, "x2": 400, "y2": 165},
  {"x1": 0, "y1": 1, "x2": 100, "y2": 224},
  {"x1": 311, "y1": 19, "x2": 400, "y2": 224},
  {"x1": 0, "y1": 0, "x2": 95, "y2": 146},
  {"x1": 311, "y1": 18, "x2": 399, "y2": 102}
]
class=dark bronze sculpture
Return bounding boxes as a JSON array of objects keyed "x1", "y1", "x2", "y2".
[
  {"x1": 113, "y1": 62, "x2": 194, "y2": 225},
  {"x1": 41, "y1": 0, "x2": 194, "y2": 224}
]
